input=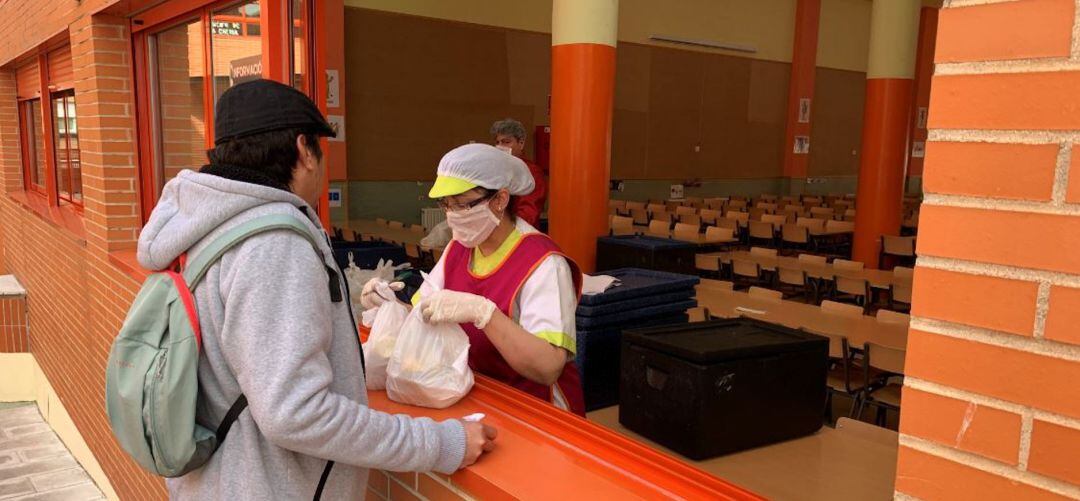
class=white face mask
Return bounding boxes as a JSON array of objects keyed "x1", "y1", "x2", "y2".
[{"x1": 446, "y1": 201, "x2": 500, "y2": 248}]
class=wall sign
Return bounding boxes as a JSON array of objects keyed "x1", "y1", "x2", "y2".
[
  {"x1": 327, "y1": 115, "x2": 345, "y2": 141},
  {"x1": 797, "y1": 98, "x2": 811, "y2": 123},
  {"x1": 793, "y1": 136, "x2": 810, "y2": 154},
  {"x1": 917, "y1": 107, "x2": 928, "y2": 129},
  {"x1": 328, "y1": 188, "x2": 342, "y2": 207},
  {"x1": 911, "y1": 141, "x2": 925, "y2": 158},
  {"x1": 229, "y1": 54, "x2": 262, "y2": 85},
  {"x1": 325, "y1": 69, "x2": 339, "y2": 108},
  {"x1": 670, "y1": 184, "x2": 684, "y2": 199}
]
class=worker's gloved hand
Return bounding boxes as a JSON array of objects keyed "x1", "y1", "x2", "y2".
[
  {"x1": 360, "y1": 278, "x2": 405, "y2": 310},
  {"x1": 419, "y1": 290, "x2": 497, "y2": 329}
]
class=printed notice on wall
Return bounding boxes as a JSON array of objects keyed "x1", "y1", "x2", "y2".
[
  {"x1": 798, "y1": 98, "x2": 811, "y2": 123},
  {"x1": 670, "y1": 184, "x2": 684, "y2": 199},
  {"x1": 793, "y1": 136, "x2": 810, "y2": 154},
  {"x1": 911, "y1": 141, "x2": 925, "y2": 158},
  {"x1": 916, "y1": 107, "x2": 928, "y2": 129},
  {"x1": 326, "y1": 70, "x2": 340, "y2": 108},
  {"x1": 327, "y1": 115, "x2": 345, "y2": 141},
  {"x1": 328, "y1": 188, "x2": 342, "y2": 207}
]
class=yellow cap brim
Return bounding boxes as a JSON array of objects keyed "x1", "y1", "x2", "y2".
[{"x1": 428, "y1": 175, "x2": 477, "y2": 198}]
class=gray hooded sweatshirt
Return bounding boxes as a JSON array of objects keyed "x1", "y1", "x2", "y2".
[{"x1": 138, "y1": 170, "x2": 465, "y2": 500}]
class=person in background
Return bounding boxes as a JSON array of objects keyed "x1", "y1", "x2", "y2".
[
  {"x1": 362, "y1": 144, "x2": 586, "y2": 415},
  {"x1": 491, "y1": 118, "x2": 546, "y2": 227},
  {"x1": 137, "y1": 79, "x2": 494, "y2": 499}
]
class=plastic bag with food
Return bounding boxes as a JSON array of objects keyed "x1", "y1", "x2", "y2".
[
  {"x1": 385, "y1": 308, "x2": 474, "y2": 408},
  {"x1": 361, "y1": 298, "x2": 408, "y2": 390},
  {"x1": 344, "y1": 256, "x2": 410, "y2": 318}
]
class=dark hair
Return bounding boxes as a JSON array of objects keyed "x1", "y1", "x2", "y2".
[{"x1": 205, "y1": 128, "x2": 322, "y2": 191}]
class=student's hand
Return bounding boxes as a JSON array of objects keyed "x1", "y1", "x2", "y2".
[
  {"x1": 459, "y1": 421, "x2": 497, "y2": 469},
  {"x1": 419, "y1": 290, "x2": 497, "y2": 329},
  {"x1": 360, "y1": 278, "x2": 405, "y2": 309}
]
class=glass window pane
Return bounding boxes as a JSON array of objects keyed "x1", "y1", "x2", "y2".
[
  {"x1": 26, "y1": 100, "x2": 45, "y2": 189},
  {"x1": 53, "y1": 93, "x2": 70, "y2": 198},
  {"x1": 290, "y1": 0, "x2": 307, "y2": 93},
  {"x1": 211, "y1": 1, "x2": 264, "y2": 104},
  {"x1": 66, "y1": 95, "x2": 81, "y2": 202},
  {"x1": 151, "y1": 18, "x2": 207, "y2": 197}
]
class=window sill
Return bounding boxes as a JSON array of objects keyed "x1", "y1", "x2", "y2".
[
  {"x1": 7, "y1": 191, "x2": 86, "y2": 244},
  {"x1": 107, "y1": 249, "x2": 150, "y2": 282}
]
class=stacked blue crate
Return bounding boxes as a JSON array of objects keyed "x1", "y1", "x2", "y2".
[{"x1": 575, "y1": 268, "x2": 700, "y2": 411}]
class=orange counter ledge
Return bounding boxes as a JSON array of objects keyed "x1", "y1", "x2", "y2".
[{"x1": 366, "y1": 375, "x2": 764, "y2": 500}]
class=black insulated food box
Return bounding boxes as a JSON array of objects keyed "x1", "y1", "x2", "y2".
[
  {"x1": 619, "y1": 318, "x2": 828, "y2": 460},
  {"x1": 595, "y1": 236, "x2": 696, "y2": 274}
]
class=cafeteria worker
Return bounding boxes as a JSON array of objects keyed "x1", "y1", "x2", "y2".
[{"x1": 360, "y1": 144, "x2": 585, "y2": 415}]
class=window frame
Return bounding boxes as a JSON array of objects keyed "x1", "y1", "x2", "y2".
[
  {"x1": 50, "y1": 89, "x2": 83, "y2": 208},
  {"x1": 132, "y1": 0, "x2": 307, "y2": 222},
  {"x1": 17, "y1": 97, "x2": 46, "y2": 196}
]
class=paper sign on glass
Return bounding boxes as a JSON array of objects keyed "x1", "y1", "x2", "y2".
[{"x1": 798, "y1": 98, "x2": 811, "y2": 123}]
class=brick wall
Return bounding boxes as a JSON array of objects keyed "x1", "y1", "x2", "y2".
[
  {"x1": 369, "y1": 470, "x2": 481, "y2": 501},
  {"x1": 898, "y1": 0, "x2": 1080, "y2": 499},
  {"x1": 0, "y1": 289, "x2": 27, "y2": 353}
]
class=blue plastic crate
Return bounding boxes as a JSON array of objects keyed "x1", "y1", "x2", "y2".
[
  {"x1": 576, "y1": 313, "x2": 689, "y2": 411},
  {"x1": 331, "y1": 241, "x2": 408, "y2": 272},
  {"x1": 576, "y1": 289, "x2": 695, "y2": 317},
  {"x1": 596, "y1": 236, "x2": 697, "y2": 274},
  {"x1": 575, "y1": 299, "x2": 697, "y2": 329},
  {"x1": 579, "y1": 268, "x2": 700, "y2": 306}
]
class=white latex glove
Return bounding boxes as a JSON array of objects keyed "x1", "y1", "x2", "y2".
[
  {"x1": 419, "y1": 289, "x2": 497, "y2": 329},
  {"x1": 360, "y1": 278, "x2": 405, "y2": 310}
]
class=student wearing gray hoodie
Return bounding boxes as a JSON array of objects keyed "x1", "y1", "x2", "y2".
[{"x1": 137, "y1": 80, "x2": 495, "y2": 500}]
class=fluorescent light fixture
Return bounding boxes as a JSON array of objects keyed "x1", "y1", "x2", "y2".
[{"x1": 649, "y1": 34, "x2": 757, "y2": 54}]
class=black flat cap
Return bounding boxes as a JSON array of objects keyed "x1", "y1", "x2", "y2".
[{"x1": 214, "y1": 79, "x2": 336, "y2": 143}]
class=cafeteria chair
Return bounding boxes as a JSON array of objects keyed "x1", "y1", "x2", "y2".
[
  {"x1": 748, "y1": 286, "x2": 783, "y2": 301},
  {"x1": 796, "y1": 217, "x2": 826, "y2": 232},
  {"x1": 880, "y1": 235, "x2": 917, "y2": 268},
  {"x1": 782, "y1": 205, "x2": 805, "y2": 223},
  {"x1": 812, "y1": 332, "x2": 867, "y2": 422},
  {"x1": 798, "y1": 253, "x2": 827, "y2": 266},
  {"x1": 676, "y1": 205, "x2": 697, "y2": 216},
  {"x1": 821, "y1": 300, "x2": 864, "y2": 317},
  {"x1": 673, "y1": 223, "x2": 700, "y2": 242},
  {"x1": 388, "y1": 220, "x2": 405, "y2": 230},
  {"x1": 717, "y1": 217, "x2": 741, "y2": 235},
  {"x1": 375, "y1": 218, "x2": 388, "y2": 226},
  {"x1": 833, "y1": 274, "x2": 871, "y2": 312},
  {"x1": 875, "y1": 309, "x2": 910, "y2": 324},
  {"x1": 748, "y1": 221, "x2": 777, "y2": 247},
  {"x1": 704, "y1": 226, "x2": 735, "y2": 243},
  {"x1": 757, "y1": 202, "x2": 779, "y2": 213},
  {"x1": 631, "y1": 208, "x2": 649, "y2": 226},
  {"x1": 728, "y1": 199, "x2": 748, "y2": 211},
  {"x1": 665, "y1": 200, "x2": 683, "y2": 212},
  {"x1": 688, "y1": 307, "x2": 713, "y2": 322},
  {"x1": 331, "y1": 227, "x2": 345, "y2": 241},
  {"x1": 610, "y1": 215, "x2": 635, "y2": 236},
  {"x1": 748, "y1": 207, "x2": 768, "y2": 221},
  {"x1": 700, "y1": 209, "x2": 721, "y2": 225},
  {"x1": 404, "y1": 243, "x2": 423, "y2": 269},
  {"x1": 798, "y1": 253, "x2": 828, "y2": 300},
  {"x1": 348, "y1": 230, "x2": 361, "y2": 242},
  {"x1": 704, "y1": 198, "x2": 726, "y2": 210},
  {"x1": 889, "y1": 279, "x2": 913, "y2": 313},
  {"x1": 680, "y1": 213, "x2": 702, "y2": 227},
  {"x1": 855, "y1": 342, "x2": 906, "y2": 427},
  {"x1": 826, "y1": 220, "x2": 855, "y2": 233},
  {"x1": 647, "y1": 203, "x2": 666, "y2": 214},
  {"x1": 647, "y1": 220, "x2": 670, "y2": 238},
  {"x1": 833, "y1": 259, "x2": 865, "y2": 272},
  {"x1": 731, "y1": 258, "x2": 766, "y2": 290},
  {"x1": 609, "y1": 199, "x2": 626, "y2": 211},
  {"x1": 695, "y1": 253, "x2": 722, "y2": 278},
  {"x1": 762, "y1": 214, "x2": 786, "y2": 227},
  {"x1": 410, "y1": 224, "x2": 425, "y2": 235},
  {"x1": 776, "y1": 265, "x2": 810, "y2": 301},
  {"x1": 749, "y1": 246, "x2": 778, "y2": 258},
  {"x1": 650, "y1": 210, "x2": 673, "y2": 224},
  {"x1": 707, "y1": 279, "x2": 735, "y2": 290},
  {"x1": 810, "y1": 207, "x2": 834, "y2": 219},
  {"x1": 780, "y1": 224, "x2": 810, "y2": 254},
  {"x1": 760, "y1": 194, "x2": 779, "y2": 202},
  {"x1": 625, "y1": 201, "x2": 647, "y2": 212}
]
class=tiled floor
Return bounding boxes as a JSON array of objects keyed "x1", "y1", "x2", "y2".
[{"x1": 0, "y1": 403, "x2": 104, "y2": 501}]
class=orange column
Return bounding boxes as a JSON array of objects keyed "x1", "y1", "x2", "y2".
[
  {"x1": 548, "y1": 0, "x2": 618, "y2": 273},
  {"x1": 852, "y1": 0, "x2": 921, "y2": 267},
  {"x1": 906, "y1": 7, "x2": 939, "y2": 180},
  {"x1": 781, "y1": 0, "x2": 821, "y2": 193}
]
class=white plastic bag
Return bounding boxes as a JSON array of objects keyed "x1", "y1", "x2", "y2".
[
  {"x1": 385, "y1": 308, "x2": 474, "y2": 408},
  {"x1": 420, "y1": 221, "x2": 452, "y2": 249},
  {"x1": 344, "y1": 256, "x2": 410, "y2": 318},
  {"x1": 361, "y1": 300, "x2": 408, "y2": 390}
]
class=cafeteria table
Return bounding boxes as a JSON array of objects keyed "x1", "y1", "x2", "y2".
[
  {"x1": 345, "y1": 219, "x2": 443, "y2": 251},
  {"x1": 700, "y1": 251, "x2": 912, "y2": 291}
]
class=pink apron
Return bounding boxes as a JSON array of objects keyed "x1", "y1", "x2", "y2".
[{"x1": 442, "y1": 233, "x2": 586, "y2": 416}]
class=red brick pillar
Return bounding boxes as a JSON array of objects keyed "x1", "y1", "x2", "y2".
[
  {"x1": 899, "y1": 0, "x2": 1080, "y2": 498},
  {"x1": 0, "y1": 276, "x2": 27, "y2": 353}
]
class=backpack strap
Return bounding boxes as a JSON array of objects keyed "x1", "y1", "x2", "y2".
[{"x1": 183, "y1": 214, "x2": 323, "y2": 288}]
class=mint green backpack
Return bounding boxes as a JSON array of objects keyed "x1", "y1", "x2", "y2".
[{"x1": 105, "y1": 214, "x2": 329, "y2": 477}]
